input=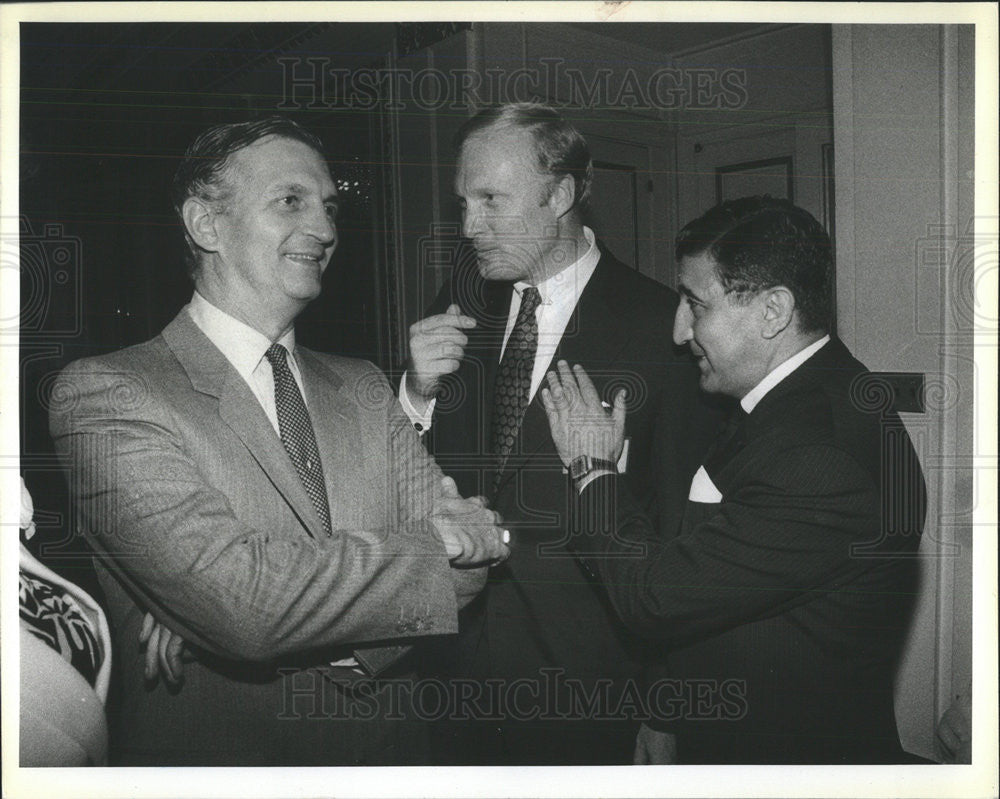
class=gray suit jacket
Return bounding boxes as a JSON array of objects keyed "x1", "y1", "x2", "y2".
[{"x1": 50, "y1": 308, "x2": 475, "y2": 765}]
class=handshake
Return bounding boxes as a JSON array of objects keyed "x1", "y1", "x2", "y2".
[
  {"x1": 140, "y1": 474, "x2": 509, "y2": 686},
  {"x1": 432, "y1": 475, "x2": 510, "y2": 568}
]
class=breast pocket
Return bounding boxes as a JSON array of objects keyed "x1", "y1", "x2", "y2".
[{"x1": 687, "y1": 465, "x2": 723, "y2": 504}]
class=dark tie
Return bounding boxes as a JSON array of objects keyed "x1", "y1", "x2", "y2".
[
  {"x1": 264, "y1": 343, "x2": 332, "y2": 536},
  {"x1": 703, "y1": 404, "x2": 749, "y2": 479},
  {"x1": 491, "y1": 286, "x2": 542, "y2": 491}
]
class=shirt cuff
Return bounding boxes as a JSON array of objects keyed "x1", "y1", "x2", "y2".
[
  {"x1": 398, "y1": 371, "x2": 436, "y2": 434},
  {"x1": 575, "y1": 469, "x2": 617, "y2": 493}
]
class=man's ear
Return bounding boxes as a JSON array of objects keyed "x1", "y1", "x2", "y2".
[
  {"x1": 761, "y1": 286, "x2": 796, "y2": 339},
  {"x1": 546, "y1": 174, "x2": 577, "y2": 219},
  {"x1": 182, "y1": 197, "x2": 221, "y2": 254}
]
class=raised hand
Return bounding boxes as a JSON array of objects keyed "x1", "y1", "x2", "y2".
[
  {"x1": 432, "y1": 476, "x2": 509, "y2": 567},
  {"x1": 406, "y1": 304, "x2": 477, "y2": 405},
  {"x1": 540, "y1": 360, "x2": 626, "y2": 467}
]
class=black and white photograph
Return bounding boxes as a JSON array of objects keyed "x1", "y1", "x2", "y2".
[{"x1": 1, "y1": 3, "x2": 996, "y2": 798}]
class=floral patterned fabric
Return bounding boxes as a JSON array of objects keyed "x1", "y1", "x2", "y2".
[{"x1": 19, "y1": 570, "x2": 100, "y2": 688}]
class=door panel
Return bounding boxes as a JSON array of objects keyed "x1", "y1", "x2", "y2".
[
  {"x1": 676, "y1": 113, "x2": 832, "y2": 235},
  {"x1": 589, "y1": 160, "x2": 640, "y2": 269},
  {"x1": 583, "y1": 134, "x2": 658, "y2": 278}
]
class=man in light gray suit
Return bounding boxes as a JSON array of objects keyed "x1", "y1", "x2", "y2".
[{"x1": 49, "y1": 117, "x2": 507, "y2": 766}]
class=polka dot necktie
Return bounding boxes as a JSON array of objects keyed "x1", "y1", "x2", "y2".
[
  {"x1": 265, "y1": 343, "x2": 332, "y2": 536},
  {"x1": 491, "y1": 286, "x2": 542, "y2": 493}
]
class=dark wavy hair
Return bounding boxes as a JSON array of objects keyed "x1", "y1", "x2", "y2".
[
  {"x1": 675, "y1": 195, "x2": 834, "y2": 333},
  {"x1": 454, "y1": 102, "x2": 593, "y2": 217},
  {"x1": 172, "y1": 116, "x2": 328, "y2": 277}
]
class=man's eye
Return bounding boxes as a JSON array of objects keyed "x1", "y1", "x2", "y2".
[
  {"x1": 682, "y1": 296, "x2": 703, "y2": 315},
  {"x1": 324, "y1": 204, "x2": 338, "y2": 219},
  {"x1": 279, "y1": 195, "x2": 301, "y2": 208}
]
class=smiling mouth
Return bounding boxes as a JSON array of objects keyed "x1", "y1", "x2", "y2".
[{"x1": 284, "y1": 253, "x2": 324, "y2": 266}]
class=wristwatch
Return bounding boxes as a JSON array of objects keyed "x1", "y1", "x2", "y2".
[{"x1": 568, "y1": 455, "x2": 617, "y2": 482}]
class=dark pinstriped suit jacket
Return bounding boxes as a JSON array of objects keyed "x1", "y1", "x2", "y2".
[{"x1": 572, "y1": 338, "x2": 925, "y2": 763}]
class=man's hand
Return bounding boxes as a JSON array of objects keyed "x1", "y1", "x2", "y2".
[
  {"x1": 406, "y1": 304, "x2": 476, "y2": 404},
  {"x1": 540, "y1": 360, "x2": 626, "y2": 467},
  {"x1": 633, "y1": 724, "x2": 679, "y2": 764},
  {"x1": 139, "y1": 612, "x2": 188, "y2": 687},
  {"x1": 432, "y1": 476, "x2": 509, "y2": 567}
]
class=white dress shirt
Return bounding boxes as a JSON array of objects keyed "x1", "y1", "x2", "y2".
[
  {"x1": 740, "y1": 335, "x2": 831, "y2": 413},
  {"x1": 186, "y1": 291, "x2": 304, "y2": 433},
  {"x1": 400, "y1": 226, "x2": 601, "y2": 431}
]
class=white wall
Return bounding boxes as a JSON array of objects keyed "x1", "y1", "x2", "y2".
[{"x1": 833, "y1": 24, "x2": 975, "y2": 761}]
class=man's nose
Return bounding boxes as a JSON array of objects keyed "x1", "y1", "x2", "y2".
[
  {"x1": 305, "y1": 207, "x2": 337, "y2": 248},
  {"x1": 673, "y1": 302, "x2": 693, "y2": 346},
  {"x1": 462, "y1": 207, "x2": 486, "y2": 239}
]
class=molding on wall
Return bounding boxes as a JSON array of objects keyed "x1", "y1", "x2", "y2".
[
  {"x1": 668, "y1": 22, "x2": 799, "y2": 60},
  {"x1": 831, "y1": 25, "x2": 857, "y2": 352}
]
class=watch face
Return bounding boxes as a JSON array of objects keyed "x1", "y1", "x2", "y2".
[{"x1": 569, "y1": 455, "x2": 590, "y2": 480}]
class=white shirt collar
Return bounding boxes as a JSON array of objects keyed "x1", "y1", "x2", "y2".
[
  {"x1": 741, "y1": 335, "x2": 831, "y2": 413},
  {"x1": 512, "y1": 226, "x2": 599, "y2": 303},
  {"x1": 187, "y1": 291, "x2": 297, "y2": 385}
]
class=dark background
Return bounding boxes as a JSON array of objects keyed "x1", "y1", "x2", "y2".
[
  {"x1": 19, "y1": 23, "x2": 397, "y2": 592},
  {"x1": 17, "y1": 20, "x2": 772, "y2": 590}
]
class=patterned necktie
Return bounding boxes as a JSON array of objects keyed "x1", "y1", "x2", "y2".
[
  {"x1": 491, "y1": 286, "x2": 542, "y2": 492},
  {"x1": 264, "y1": 343, "x2": 332, "y2": 536}
]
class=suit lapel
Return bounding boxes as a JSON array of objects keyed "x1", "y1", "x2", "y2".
[
  {"x1": 753, "y1": 337, "x2": 854, "y2": 415},
  {"x1": 704, "y1": 339, "x2": 848, "y2": 485},
  {"x1": 161, "y1": 310, "x2": 325, "y2": 539},
  {"x1": 474, "y1": 279, "x2": 512, "y2": 413},
  {"x1": 297, "y1": 349, "x2": 362, "y2": 528},
  {"x1": 459, "y1": 280, "x2": 510, "y2": 493}
]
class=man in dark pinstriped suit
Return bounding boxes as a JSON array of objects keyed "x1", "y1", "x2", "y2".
[{"x1": 543, "y1": 196, "x2": 925, "y2": 764}]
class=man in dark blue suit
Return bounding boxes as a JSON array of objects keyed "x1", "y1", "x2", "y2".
[
  {"x1": 400, "y1": 103, "x2": 717, "y2": 764},
  {"x1": 543, "y1": 196, "x2": 925, "y2": 764}
]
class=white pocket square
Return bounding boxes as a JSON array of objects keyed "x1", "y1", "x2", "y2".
[{"x1": 688, "y1": 465, "x2": 723, "y2": 503}]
